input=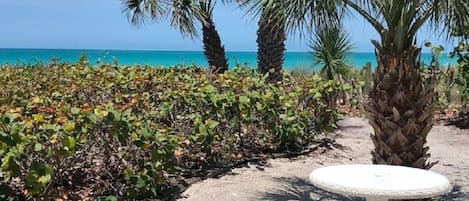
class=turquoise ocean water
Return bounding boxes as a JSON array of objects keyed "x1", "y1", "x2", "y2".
[{"x1": 0, "y1": 48, "x2": 457, "y2": 70}]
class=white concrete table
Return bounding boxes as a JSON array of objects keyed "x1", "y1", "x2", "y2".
[{"x1": 309, "y1": 164, "x2": 452, "y2": 201}]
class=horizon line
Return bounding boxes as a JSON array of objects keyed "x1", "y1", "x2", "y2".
[{"x1": 0, "y1": 47, "x2": 379, "y2": 53}]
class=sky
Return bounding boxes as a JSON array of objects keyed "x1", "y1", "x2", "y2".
[{"x1": 0, "y1": 0, "x2": 454, "y2": 52}]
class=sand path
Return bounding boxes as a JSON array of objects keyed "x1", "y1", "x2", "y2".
[{"x1": 178, "y1": 117, "x2": 469, "y2": 201}]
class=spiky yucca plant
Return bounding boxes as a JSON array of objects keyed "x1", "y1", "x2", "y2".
[
  {"x1": 310, "y1": 25, "x2": 352, "y2": 107},
  {"x1": 122, "y1": 0, "x2": 228, "y2": 73},
  {"x1": 284, "y1": 0, "x2": 469, "y2": 170},
  {"x1": 310, "y1": 25, "x2": 352, "y2": 80}
]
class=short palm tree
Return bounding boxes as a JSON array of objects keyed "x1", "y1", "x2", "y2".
[
  {"x1": 122, "y1": 0, "x2": 228, "y2": 73},
  {"x1": 310, "y1": 25, "x2": 352, "y2": 80},
  {"x1": 285, "y1": 0, "x2": 469, "y2": 169}
]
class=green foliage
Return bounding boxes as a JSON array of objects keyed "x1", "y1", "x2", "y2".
[
  {"x1": 77, "y1": 52, "x2": 90, "y2": 66},
  {"x1": 421, "y1": 41, "x2": 461, "y2": 110},
  {"x1": 450, "y1": 28, "x2": 469, "y2": 106},
  {"x1": 0, "y1": 63, "x2": 344, "y2": 200},
  {"x1": 310, "y1": 25, "x2": 353, "y2": 80}
]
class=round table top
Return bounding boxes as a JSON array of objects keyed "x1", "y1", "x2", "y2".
[{"x1": 310, "y1": 164, "x2": 452, "y2": 199}]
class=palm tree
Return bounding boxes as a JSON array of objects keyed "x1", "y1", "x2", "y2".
[
  {"x1": 310, "y1": 25, "x2": 352, "y2": 80},
  {"x1": 257, "y1": 0, "x2": 286, "y2": 83},
  {"x1": 226, "y1": 0, "x2": 286, "y2": 83},
  {"x1": 122, "y1": 0, "x2": 228, "y2": 73},
  {"x1": 229, "y1": 0, "x2": 344, "y2": 83},
  {"x1": 199, "y1": 1, "x2": 229, "y2": 73},
  {"x1": 284, "y1": 0, "x2": 469, "y2": 169}
]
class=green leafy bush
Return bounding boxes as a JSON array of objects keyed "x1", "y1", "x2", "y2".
[
  {"x1": 0, "y1": 63, "x2": 345, "y2": 200},
  {"x1": 421, "y1": 41, "x2": 462, "y2": 111},
  {"x1": 450, "y1": 29, "x2": 469, "y2": 106}
]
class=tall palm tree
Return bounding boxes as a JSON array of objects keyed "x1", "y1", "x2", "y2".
[
  {"x1": 285, "y1": 0, "x2": 469, "y2": 169},
  {"x1": 310, "y1": 25, "x2": 352, "y2": 80},
  {"x1": 122, "y1": 0, "x2": 228, "y2": 73},
  {"x1": 257, "y1": 0, "x2": 286, "y2": 83},
  {"x1": 226, "y1": 0, "x2": 286, "y2": 83},
  {"x1": 198, "y1": 0, "x2": 229, "y2": 73}
]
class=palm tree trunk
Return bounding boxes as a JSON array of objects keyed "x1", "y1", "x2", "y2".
[
  {"x1": 365, "y1": 46, "x2": 437, "y2": 170},
  {"x1": 257, "y1": 9, "x2": 286, "y2": 84},
  {"x1": 201, "y1": 16, "x2": 228, "y2": 73}
]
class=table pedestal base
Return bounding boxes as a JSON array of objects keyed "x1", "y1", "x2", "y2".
[{"x1": 310, "y1": 164, "x2": 452, "y2": 201}]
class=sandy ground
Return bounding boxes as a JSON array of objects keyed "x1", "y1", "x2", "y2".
[{"x1": 178, "y1": 117, "x2": 469, "y2": 201}]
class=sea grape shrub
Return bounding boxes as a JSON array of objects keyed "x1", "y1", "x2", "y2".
[
  {"x1": 421, "y1": 41, "x2": 462, "y2": 111},
  {"x1": 0, "y1": 64, "x2": 345, "y2": 200},
  {"x1": 444, "y1": 25, "x2": 469, "y2": 128},
  {"x1": 451, "y1": 25, "x2": 469, "y2": 103},
  {"x1": 449, "y1": 38, "x2": 469, "y2": 106}
]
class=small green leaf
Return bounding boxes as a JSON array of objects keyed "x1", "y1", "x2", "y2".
[
  {"x1": 198, "y1": 124, "x2": 207, "y2": 135},
  {"x1": 239, "y1": 96, "x2": 250, "y2": 104},
  {"x1": 51, "y1": 91, "x2": 62, "y2": 97},
  {"x1": 104, "y1": 196, "x2": 118, "y2": 201},
  {"x1": 9, "y1": 158, "x2": 21, "y2": 178},
  {"x1": 136, "y1": 177, "x2": 146, "y2": 188},
  {"x1": 63, "y1": 122, "x2": 76, "y2": 133},
  {"x1": 204, "y1": 85, "x2": 218, "y2": 93},
  {"x1": 32, "y1": 96, "x2": 43, "y2": 104},
  {"x1": 34, "y1": 143, "x2": 43, "y2": 152},
  {"x1": 207, "y1": 119, "x2": 220, "y2": 130},
  {"x1": 342, "y1": 84, "x2": 352, "y2": 91},
  {"x1": 255, "y1": 102, "x2": 264, "y2": 111},
  {"x1": 32, "y1": 114, "x2": 44, "y2": 123},
  {"x1": 313, "y1": 92, "x2": 322, "y2": 99},
  {"x1": 37, "y1": 174, "x2": 51, "y2": 185},
  {"x1": 70, "y1": 107, "x2": 81, "y2": 115},
  {"x1": 62, "y1": 136, "x2": 76, "y2": 150}
]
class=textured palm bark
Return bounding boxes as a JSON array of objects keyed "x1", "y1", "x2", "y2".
[
  {"x1": 202, "y1": 16, "x2": 228, "y2": 73},
  {"x1": 256, "y1": 10, "x2": 286, "y2": 84},
  {"x1": 365, "y1": 46, "x2": 437, "y2": 170}
]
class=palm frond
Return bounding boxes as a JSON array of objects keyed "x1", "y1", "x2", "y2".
[
  {"x1": 284, "y1": 0, "x2": 345, "y2": 34},
  {"x1": 347, "y1": 0, "x2": 469, "y2": 40},
  {"x1": 227, "y1": 0, "x2": 341, "y2": 36},
  {"x1": 429, "y1": 0, "x2": 469, "y2": 39},
  {"x1": 122, "y1": 0, "x2": 203, "y2": 38},
  {"x1": 198, "y1": 0, "x2": 216, "y2": 26},
  {"x1": 169, "y1": 0, "x2": 200, "y2": 38},
  {"x1": 223, "y1": 0, "x2": 288, "y2": 32},
  {"x1": 121, "y1": 0, "x2": 164, "y2": 25}
]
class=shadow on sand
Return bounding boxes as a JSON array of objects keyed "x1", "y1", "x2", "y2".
[
  {"x1": 257, "y1": 177, "x2": 468, "y2": 201},
  {"x1": 257, "y1": 177, "x2": 363, "y2": 201},
  {"x1": 446, "y1": 113, "x2": 469, "y2": 129},
  {"x1": 337, "y1": 125, "x2": 365, "y2": 130},
  {"x1": 435, "y1": 185, "x2": 469, "y2": 201}
]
